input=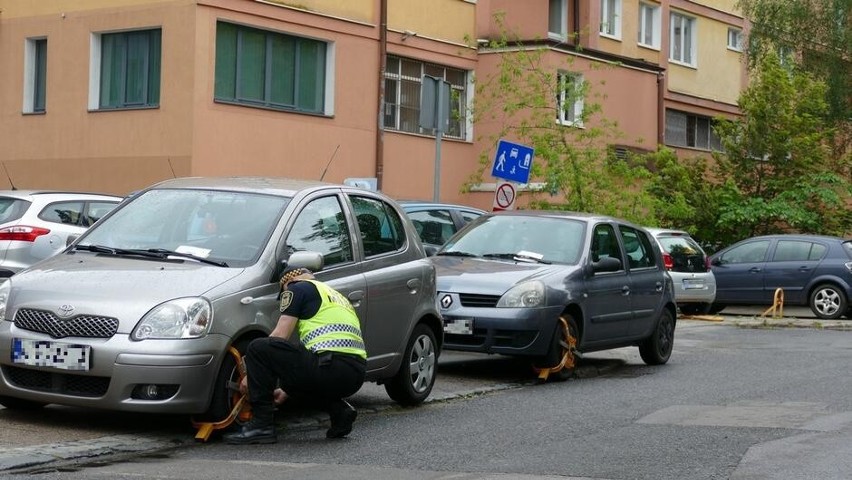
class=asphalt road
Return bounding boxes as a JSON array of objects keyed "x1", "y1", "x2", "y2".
[{"x1": 0, "y1": 305, "x2": 849, "y2": 479}]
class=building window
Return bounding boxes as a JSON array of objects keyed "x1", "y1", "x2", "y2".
[
  {"x1": 670, "y1": 12, "x2": 696, "y2": 66},
  {"x1": 214, "y1": 22, "x2": 328, "y2": 114},
  {"x1": 24, "y1": 38, "x2": 47, "y2": 113},
  {"x1": 600, "y1": 0, "x2": 622, "y2": 39},
  {"x1": 97, "y1": 29, "x2": 161, "y2": 109},
  {"x1": 665, "y1": 109, "x2": 722, "y2": 150},
  {"x1": 727, "y1": 27, "x2": 743, "y2": 51},
  {"x1": 557, "y1": 72, "x2": 584, "y2": 127},
  {"x1": 549, "y1": 0, "x2": 568, "y2": 40},
  {"x1": 638, "y1": 2, "x2": 661, "y2": 49},
  {"x1": 383, "y1": 55, "x2": 468, "y2": 140}
]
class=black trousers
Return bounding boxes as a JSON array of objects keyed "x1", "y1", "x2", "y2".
[{"x1": 244, "y1": 337, "x2": 366, "y2": 417}]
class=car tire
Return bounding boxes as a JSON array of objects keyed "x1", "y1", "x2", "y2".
[
  {"x1": 707, "y1": 303, "x2": 726, "y2": 314},
  {"x1": 0, "y1": 395, "x2": 47, "y2": 410},
  {"x1": 532, "y1": 315, "x2": 578, "y2": 382},
  {"x1": 197, "y1": 341, "x2": 249, "y2": 422},
  {"x1": 679, "y1": 303, "x2": 711, "y2": 315},
  {"x1": 384, "y1": 324, "x2": 437, "y2": 406},
  {"x1": 639, "y1": 309, "x2": 675, "y2": 365},
  {"x1": 809, "y1": 284, "x2": 847, "y2": 320}
]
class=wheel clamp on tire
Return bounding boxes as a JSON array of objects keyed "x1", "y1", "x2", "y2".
[
  {"x1": 761, "y1": 288, "x2": 784, "y2": 319},
  {"x1": 533, "y1": 316, "x2": 577, "y2": 381},
  {"x1": 191, "y1": 346, "x2": 252, "y2": 442}
]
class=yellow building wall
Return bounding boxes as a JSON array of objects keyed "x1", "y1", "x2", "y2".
[
  {"x1": 667, "y1": 12, "x2": 742, "y2": 105},
  {"x1": 388, "y1": 0, "x2": 475, "y2": 45},
  {"x1": 0, "y1": 0, "x2": 179, "y2": 17},
  {"x1": 260, "y1": 0, "x2": 374, "y2": 23},
  {"x1": 691, "y1": 0, "x2": 740, "y2": 15}
]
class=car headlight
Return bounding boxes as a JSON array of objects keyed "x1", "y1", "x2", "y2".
[
  {"x1": 497, "y1": 281, "x2": 545, "y2": 308},
  {"x1": 132, "y1": 297, "x2": 212, "y2": 340},
  {"x1": 0, "y1": 280, "x2": 9, "y2": 320}
]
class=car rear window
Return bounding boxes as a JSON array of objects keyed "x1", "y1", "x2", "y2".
[
  {"x1": 842, "y1": 241, "x2": 852, "y2": 259},
  {"x1": 0, "y1": 198, "x2": 31, "y2": 224},
  {"x1": 657, "y1": 234, "x2": 707, "y2": 272}
]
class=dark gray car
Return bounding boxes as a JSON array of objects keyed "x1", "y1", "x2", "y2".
[
  {"x1": 0, "y1": 177, "x2": 441, "y2": 418},
  {"x1": 432, "y1": 211, "x2": 677, "y2": 380}
]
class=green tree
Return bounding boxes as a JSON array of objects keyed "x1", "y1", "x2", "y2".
[
  {"x1": 737, "y1": 0, "x2": 850, "y2": 177},
  {"x1": 465, "y1": 18, "x2": 655, "y2": 224}
]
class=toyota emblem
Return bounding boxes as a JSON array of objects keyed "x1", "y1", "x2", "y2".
[
  {"x1": 440, "y1": 294, "x2": 453, "y2": 309},
  {"x1": 57, "y1": 304, "x2": 75, "y2": 318}
]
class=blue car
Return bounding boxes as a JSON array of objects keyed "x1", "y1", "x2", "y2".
[{"x1": 709, "y1": 234, "x2": 852, "y2": 319}]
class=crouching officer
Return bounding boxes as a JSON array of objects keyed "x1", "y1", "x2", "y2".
[{"x1": 224, "y1": 267, "x2": 367, "y2": 444}]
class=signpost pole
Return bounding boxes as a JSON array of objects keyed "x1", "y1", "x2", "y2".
[{"x1": 433, "y1": 85, "x2": 443, "y2": 202}]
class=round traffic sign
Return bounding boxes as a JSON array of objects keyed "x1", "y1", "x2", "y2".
[{"x1": 493, "y1": 182, "x2": 516, "y2": 211}]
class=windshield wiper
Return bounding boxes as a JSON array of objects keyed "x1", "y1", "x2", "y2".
[
  {"x1": 144, "y1": 249, "x2": 229, "y2": 267},
  {"x1": 436, "y1": 251, "x2": 478, "y2": 257},
  {"x1": 482, "y1": 252, "x2": 551, "y2": 264},
  {"x1": 73, "y1": 244, "x2": 228, "y2": 267}
]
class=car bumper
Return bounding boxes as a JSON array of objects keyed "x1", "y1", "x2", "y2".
[
  {"x1": 0, "y1": 322, "x2": 230, "y2": 414},
  {"x1": 440, "y1": 300, "x2": 565, "y2": 357},
  {"x1": 670, "y1": 272, "x2": 717, "y2": 304}
]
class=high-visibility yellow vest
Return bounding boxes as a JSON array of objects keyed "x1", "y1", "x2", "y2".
[{"x1": 297, "y1": 280, "x2": 367, "y2": 359}]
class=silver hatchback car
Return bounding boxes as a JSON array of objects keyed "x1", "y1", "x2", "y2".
[
  {"x1": 646, "y1": 227, "x2": 716, "y2": 315},
  {"x1": 0, "y1": 177, "x2": 441, "y2": 418},
  {"x1": 0, "y1": 190, "x2": 122, "y2": 277}
]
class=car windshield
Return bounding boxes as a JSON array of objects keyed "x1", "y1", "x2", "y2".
[
  {"x1": 78, "y1": 188, "x2": 290, "y2": 267},
  {"x1": 440, "y1": 215, "x2": 585, "y2": 264}
]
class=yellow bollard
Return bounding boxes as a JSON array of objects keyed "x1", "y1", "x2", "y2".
[{"x1": 761, "y1": 288, "x2": 784, "y2": 319}]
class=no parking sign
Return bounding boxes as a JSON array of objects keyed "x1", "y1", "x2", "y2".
[{"x1": 492, "y1": 182, "x2": 517, "y2": 211}]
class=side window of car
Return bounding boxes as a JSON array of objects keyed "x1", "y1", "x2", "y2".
[
  {"x1": 619, "y1": 227, "x2": 655, "y2": 269},
  {"x1": 591, "y1": 224, "x2": 624, "y2": 270},
  {"x1": 459, "y1": 210, "x2": 482, "y2": 224},
  {"x1": 773, "y1": 240, "x2": 815, "y2": 262},
  {"x1": 285, "y1": 196, "x2": 353, "y2": 267},
  {"x1": 721, "y1": 240, "x2": 769, "y2": 264},
  {"x1": 408, "y1": 209, "x2": 454, "y2": 245},
  {"x1": 82, "y1": 201, "x2": 119, "y2": 227},
  {"x1": 351, "y1": 196, "x2": 405, "y2": 257},
  {"x1": 39, "y1": 201, "x2": 85, "y2": 225},
  {"x1": 809, "y1": 243, "x2": 827, "y2": 260}
]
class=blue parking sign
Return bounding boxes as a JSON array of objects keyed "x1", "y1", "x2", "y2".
[{"x1": 491, "y1": 140, "x2": 534, "y2": 184}]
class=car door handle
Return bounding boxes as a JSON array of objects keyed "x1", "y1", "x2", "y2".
[
  {"x1": 621, "y1": 286, "x2": 630, "y2": 296},
  {"x1": 348, "y1": 290, "x2": 364, "y2": 307},
  {"x1": 798, "y1": 266, "x2": 810, "y2": 272},
  {"x1": 407, "y1": 278, "x2": 421, "y2": 293},
  {"x1": 749, "y1": 267, "x2": 762, "y2": 273},
  {"x1": 655, "y1": 282, "x2": 663, "y2": 292}
]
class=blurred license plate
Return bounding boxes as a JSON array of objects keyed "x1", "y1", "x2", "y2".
[
  {"x1": 12, "y1": 339, "x2": 91, "y2": 371},
  {"x1": 444, "y1": 319, "x2": 473, "y2": 335},
  {"x1": 682, "y1": 279, "x2": 705, "y2": 290}
]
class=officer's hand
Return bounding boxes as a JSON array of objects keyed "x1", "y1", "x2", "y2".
[
  {"x1": 239, "y1": 376, "x2": 248, "y2": 395},
  {"x1": 273, "y1": 388, "x2": 289, "y2": 405}
]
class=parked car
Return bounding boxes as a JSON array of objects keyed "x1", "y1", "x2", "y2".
[
  {"x1": 0, "y1": 190, "x2": 122, "y2": 277},
  {"x1": 709, "y1": 234, "x2": 852, "y2": 320},
  {"x1": 431, "y1": 211, "x2": 678, "y2": 380},
  {"x1": 645, "y1": 227, "x2": 716, "y2": 315},
  {"x1": 0, "y1": 177, "x2": 442, "y2": 417},
  {"x1": 398, "y1": 201, "x2": 485, "y2": 250}
]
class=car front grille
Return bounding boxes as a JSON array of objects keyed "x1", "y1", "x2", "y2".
[
  {"x1": 459, "y1": 293, "x2": 500, "y2": 308},
  {"x1": 14, "y1": 309, "x2": 119, "y2": 339},
  {"x1": 3, "y1": 366, "x2": 110, "y2": 397}
]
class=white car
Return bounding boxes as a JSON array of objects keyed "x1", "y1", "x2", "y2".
[
  {"x1": 0, "y1": 191, "x2": 122, "y2": 277},
  {"x1": 646, "y1": 227, "x2": 717, "y2": 315}
]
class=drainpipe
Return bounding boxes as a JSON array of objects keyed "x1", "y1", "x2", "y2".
[
  {"x1": 375, "y1": 0, "x2": 388, "y2": 190},
  {"x1": 657, "y1": 72, "x2": 666, "y2": 146}
]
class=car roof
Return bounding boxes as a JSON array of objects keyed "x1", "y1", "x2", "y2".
[
  {"x1": 146, "y1": 176, "x2": 338, "y2": 197},
  {"x1": 733, "y1": 233, "x2": 849, "y2": 243},
  {"x1": 644, "y1": 227, "x2": 692, "y2": 237},
  {"x1": 0, "y1": 190, "x2": 122, "y2": 199},
  {"x1": 397, "y1": 200, "x2": 486, "y2": 213},
  {"x1": 489, "y1": 209, "x2": 642, "y2": 226}
]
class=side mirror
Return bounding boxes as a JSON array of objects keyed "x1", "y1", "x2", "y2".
[
  {"x1": 711, "y1": 257, "x2": 722, "y2": 266},
  {"x1": 592, "y1": 256, "x2": 622, "y2": 273},
  {"x1": 424, "y1": 245, "x2": 439, "y2": 257},
  {"x1": 276, "y1": 250, "x2": 324, "y2": 281}
]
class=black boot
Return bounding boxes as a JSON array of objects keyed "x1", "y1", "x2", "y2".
[
  {"x1": 326, "y1": 399, "x2": 357, "y2": 439},
  {"x1": 224, "y1": 406, "x2": 276, "y2": 445}
]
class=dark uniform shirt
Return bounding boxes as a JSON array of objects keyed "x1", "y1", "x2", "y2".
[{"x1": 280, "y1": 280, "x2": 321, "y2": 319}]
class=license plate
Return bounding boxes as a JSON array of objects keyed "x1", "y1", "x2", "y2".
[
  {"x1": 444, "y1": 318, "x2": 473, "y2": 335},
  {"x1": 682, "y1": 279, "x2": 705, "y2": 290},
  {"x1": 12, "y1": 339, "x2": 91, "y2": 371}
]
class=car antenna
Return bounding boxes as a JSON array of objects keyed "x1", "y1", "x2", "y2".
[
  {"x1": 319, "y1": 144, "x2": 340, "y2": 181},
  {"x1": 167, "y1": 157, "x2": 177, "y2": 178},
  {"x1": 2, "y1": 163, "x2": 17, "y2": 190}
]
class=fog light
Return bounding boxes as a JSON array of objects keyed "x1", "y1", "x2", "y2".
[{"x1": 131, "y1": 384, "x2": 179, "y2": 400}]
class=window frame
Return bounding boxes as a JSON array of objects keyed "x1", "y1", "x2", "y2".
[
  {"x1": 382, "y1": 55, "x2": 469, "y2": 140},
  {"x1": 556, "y1": 71, "x2": 585, "y2": 127},
  {"x1": 637, "y1": 2, "x2": 661, "y2": 50},
  {"x1": 23, "y1": 37, "x2": 48, "y2": 114},
  {"x1": 664, "y1": 109, "x2": 722, "y2": 151},
  {"x1": 549, "y1": 0, "x2": 568, "y2": 40},
  {"x1": 727, "y1": 27, "x2": 743, "y2": 52},
  {"x1": 90, "y1": 28, "x2": 162, "y2": 111},
  {"x1": 670, "y1": 12, "x2": 697, "y2": 67},
  {"x1": 600, "y1": 0, "x2": 623, "y2": 40},
  {"x1": 214, "y1": 22, "x2": 330, "y2": 115}
]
